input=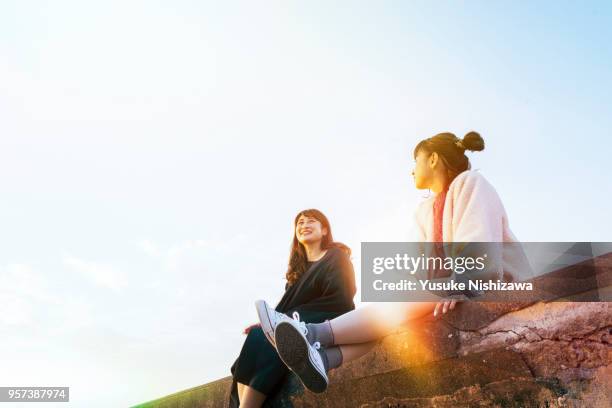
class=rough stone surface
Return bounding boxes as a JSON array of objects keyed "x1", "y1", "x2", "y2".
[{"x1": 293, "y1": 349, "x2": 533, "y2": 408}]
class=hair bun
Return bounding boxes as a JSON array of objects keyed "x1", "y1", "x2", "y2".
[{"x1": 462, "y1": 131, "x2": 485, "y2": 152}]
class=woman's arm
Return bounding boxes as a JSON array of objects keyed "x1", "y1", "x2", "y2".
[
  {"x1": 314, "y1": 251, "x2": 357, "y2": 310},
  {"x1": 290, "y1": 250, "x2": 357, "y2": 317},
  {"x1": 448, "y1": 172, "x2": 506, "y2": 282},
  {"x1": 450, "y1": 171, "x2": 506, "y2": 242}
]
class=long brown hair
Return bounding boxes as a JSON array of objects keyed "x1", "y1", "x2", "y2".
[
  {"x1": 413, "y1": 131, "x2": 485, "y2": 184},
  {"x1": 286, "y1": 209, "x2": 351, "y2": 286}
]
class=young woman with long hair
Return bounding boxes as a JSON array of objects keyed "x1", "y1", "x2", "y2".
[
  {"x1": 257, "y1": 131, "x2": 526, "y2": 393},
  {"x1": 229, "y1": 209, "x2": 356, "y2": 407}
]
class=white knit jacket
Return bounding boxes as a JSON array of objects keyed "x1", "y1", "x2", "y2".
[{"x1": 413, "y1": 170, "x2": 529, "y2": 282}]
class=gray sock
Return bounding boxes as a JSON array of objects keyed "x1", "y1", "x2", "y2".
[
  {"x1": 318, "y1": 346, "x2": 343, "y2": 372},
  {"x1": 325, "y1": 346, "x2": 343, "y2": 370},
  {"x1": 305, "y1": 320, "x2": 335, "y2": 347}
]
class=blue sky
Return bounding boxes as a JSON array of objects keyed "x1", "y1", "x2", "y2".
[{"x1": 1, "y1": 1, "x2": 611, "y2": 407}]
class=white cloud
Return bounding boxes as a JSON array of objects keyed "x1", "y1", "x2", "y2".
[
  {"x1": 134, "y1": 239, "x2": 161, "y2": 257},
  {"x1": 0, "y1": 293, "x2": 34, "y2": 326},
  {"x1": 0, "y1": 263, "x2": 57, "y2": 302},
  {"x1": 0, "y1": 263, "x2": 57, "y2": 326},
  {"x1": 63, "y1": 255, "x2": 128, "y2": 291}
]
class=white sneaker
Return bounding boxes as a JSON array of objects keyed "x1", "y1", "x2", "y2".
[
  {"x1": 274, "y1": 313, "x2": 329, "y2": 393},
  {"x1": 254, "y1": 300, "x2": 293, "y2": 347}
]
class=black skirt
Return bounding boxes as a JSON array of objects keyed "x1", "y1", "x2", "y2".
[{"x1": 228, "y1": 246, "x2": 356, "y2": 406}]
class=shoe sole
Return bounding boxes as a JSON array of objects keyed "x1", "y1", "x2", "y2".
[
  {"x1": 275, "y1": 322, "x2": 328, "y2": 393},
  {"x1": 255, "y1": 300, "x2": 275, "y2": 346}
]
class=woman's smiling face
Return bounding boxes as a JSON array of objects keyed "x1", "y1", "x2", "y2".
[{"x1": 295, "y1": 215, "x2": 327, "y2": 245}]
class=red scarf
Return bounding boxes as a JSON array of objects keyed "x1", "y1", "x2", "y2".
[
  {"x1": 433, "y1": 187, "x2": 448, "y2": 243},
  {"x1": 430, "y1": 187, "x2": 449, "y2": 279}
]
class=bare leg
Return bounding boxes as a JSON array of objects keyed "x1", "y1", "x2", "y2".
[
  {"x1": 330, "y1": 302, "x2": 436, "y2": 345},
  {"x1": 237, "y1": 382, "x2": 246, "y2": 404},
  {"x1": 240, "y1": 385, "x2": 266, "y2": 408},
  {"x1": 338, "y1": 341, "x2": 379, "y2": 365}
]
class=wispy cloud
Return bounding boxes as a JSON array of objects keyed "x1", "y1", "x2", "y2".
[
  {"x1": 0, "y1": 263, "x2": 56, "y2": 326},
  {"x1": 63, "y1": 255, "x2": 128, "y2": 291},
  {"x1": 134, "y1": 239, "x2": 162, "y2": 257}
]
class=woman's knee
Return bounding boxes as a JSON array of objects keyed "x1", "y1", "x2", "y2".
[{"x1": 378, "y1": 302, "x2": 435, "y2": 326}]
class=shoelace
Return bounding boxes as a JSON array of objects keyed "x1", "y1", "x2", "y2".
[
  {"x1": 291, "y1": 312, "x2": 321, "y2": 350},
  {"x1": 291, "y1": 311, "x2": 308, "y2": 335}
]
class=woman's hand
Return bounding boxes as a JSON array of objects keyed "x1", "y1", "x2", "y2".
[
  {"x1": 243, "y1": 323, "x2": 261, "y2": 334},
  {"x1": 433, "y1": 297, "x2": 462, "y2": 317}
]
